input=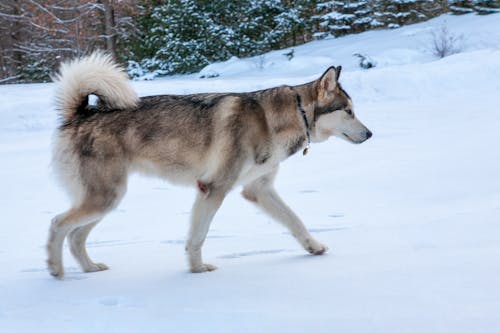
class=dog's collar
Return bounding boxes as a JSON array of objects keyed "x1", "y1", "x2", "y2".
[{"x1": 296, "y1": 94, "x2": 311, "y2": 156}]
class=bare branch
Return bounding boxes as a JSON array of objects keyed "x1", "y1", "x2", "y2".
[
  {"x1": 26, "y1": 0, "x2": 65, "y2": 24},
  {"x1": 0, "y1": 75, "x2": 22, "y2": 84},
  {"x1": 0, "y1": 12, "x2": 25, "y2": 20}
]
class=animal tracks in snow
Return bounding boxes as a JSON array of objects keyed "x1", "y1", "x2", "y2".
[
  {"x1": 299, "y1": 189, "x2": 319, "y2": 194},
  {"x1": 308, "y1": 227, "x2": 348, "y2": 233},
  {"x1": 160, "y1": 239, "x2": 185, "y2": 245},
  {"x1": 161, "y1": 235, "x2": 234, "y2": 246},
  {"x1": 217, "y1": 249, "x2": 292, "y2": 259},
  {"x1": 20, "y1": 267, "x2": 88, "y2": 280},
  {"x1": 86, "y1": 239, "x2": 149, "y2": 248}
]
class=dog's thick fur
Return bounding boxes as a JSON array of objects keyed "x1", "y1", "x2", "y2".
[{"x1": 47, "y1": 52, "x2": 372, "y2": 278}]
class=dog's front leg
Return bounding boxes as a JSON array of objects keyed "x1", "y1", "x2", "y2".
[
  {"x1": 242, "y1": 172, "x2": 328, "y2": 255},
  {"x1": 186, "y1": 189, "x2": 226, "y2": 273}
]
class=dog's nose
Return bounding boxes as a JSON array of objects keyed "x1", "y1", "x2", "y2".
[{"x1": 366, "y1": 130, "x2": 373, "y2": 139}]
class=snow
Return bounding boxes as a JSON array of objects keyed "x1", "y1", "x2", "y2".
[{"x1": 1, "y1": 13, "x2": 500, "y2": 332}]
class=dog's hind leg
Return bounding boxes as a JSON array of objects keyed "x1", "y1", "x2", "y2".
[
  {"x1": 186, "y1": 187, "x2": 227, "y2": 273},
  {"x1": 68, "y1": 221, "x2": 109, "y2": 273},
  {"x1": 47, "y1": 209, "x2": 106, "y2": 278},
  {"x1": 242, "y1": 168, "x2": 328, "y2": 255},
  {"x1": 47, "y1": 170, "x2": 126, "y2": 278}
]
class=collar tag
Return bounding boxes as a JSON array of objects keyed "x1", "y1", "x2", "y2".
[{"x1": 303, "y1": 143, "x2": 310, "y2": 156}]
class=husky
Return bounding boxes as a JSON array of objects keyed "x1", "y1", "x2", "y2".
[{"x1": 47, "y1": 52, "x2": 372, "y2": 278}]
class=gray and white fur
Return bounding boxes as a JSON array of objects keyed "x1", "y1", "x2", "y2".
[{"x1": 47, "y1": 52, "x2": 372, "y2": 278}]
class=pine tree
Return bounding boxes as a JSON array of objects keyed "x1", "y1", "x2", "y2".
[
  {"x1": 134, "y1": 0, "x2": 315, "y2": 76},
  {"x1": 373, "y1": 1, "x2": 444, "y2": 29},
  {"x1": 448, "y1": 0, "x2": 500, "y2": 15},
  {"x1": 313, "y1": 1, "x2": 379, "y2": 38}
]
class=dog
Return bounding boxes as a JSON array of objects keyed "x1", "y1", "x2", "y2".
[{"x1": 47, "y1": 52, "x2": 372, "y2": 278}]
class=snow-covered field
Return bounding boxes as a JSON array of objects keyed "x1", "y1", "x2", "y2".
[{"x1": 1, "y1": 13, "x2": 500, "y2": 332}]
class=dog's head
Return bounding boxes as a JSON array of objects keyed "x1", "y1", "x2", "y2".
[{"x1": 310, "y1": 66, "x2": 372, "y2": 144}]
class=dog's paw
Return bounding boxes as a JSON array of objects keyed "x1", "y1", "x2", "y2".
[
  {"x1": 305, "y1": 240, "x2": 329, "y2": 255},
  {"x1": 190, "y1": 263, "x2": 218, "y2": 273},
  {"x1": 84, "y1": 263, "x2": 109, "y2": 273},
  {"x1": 47, "y1": 260, "x2": 64, "y2": 279}
]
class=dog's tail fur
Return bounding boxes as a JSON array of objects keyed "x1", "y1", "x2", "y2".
[{"x1": 53, "y1": 51, "x2": 139, "y2": 123}]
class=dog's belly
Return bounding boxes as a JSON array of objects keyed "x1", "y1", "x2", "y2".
[
  {"x1": 131, "y1": 159, "x2": 199, "y2": 185},
  {"x1": 132, "y1": 157, "x2": 277, "y2": 191},
  {"x1": 131, "y1": 143, "x2": 285, "y2": 191}
]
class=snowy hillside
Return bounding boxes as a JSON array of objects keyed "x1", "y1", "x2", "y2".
[{"x1": 1, "y1": 13, "x2": 500, "y2": 333}]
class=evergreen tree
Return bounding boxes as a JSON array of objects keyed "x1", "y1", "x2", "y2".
[
  {"x1": 313, "y1": 1, "x2": 380, "y2": 38},
  {"x1": 313, "y1": 0, "x2": 445, "y2": 38},
  {"x1": 4, "y1": 0, "x2": 500, "y2": 82},
  {"x1": 448, "y1": 0, "x2": 500, "y2": 15},
  {"x1": 134, "y1": 0, "x2": 314, "y2": 77},
  {"x1": 373, "y1": 0, "x2": 437, "y2": 29},
  {"x1": 137, "y1": 0, "x2": 233, "y2": 75}
]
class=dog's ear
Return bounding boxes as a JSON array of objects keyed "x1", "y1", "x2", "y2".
[
  {"x1": 335, "y1": 66, "x2": 342, "y2": 81},
  {"x1": 319, "y1": 66, "x2": 340, "y2": 94}
]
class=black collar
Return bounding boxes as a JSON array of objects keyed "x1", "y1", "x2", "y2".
[{"x1": 296, "y1": 94, "x2": 311, "y2": 155}]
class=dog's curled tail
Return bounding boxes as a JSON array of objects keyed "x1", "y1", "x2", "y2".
[{"x1": 53, "y1": 51, "x2": 139, "y2": 122}]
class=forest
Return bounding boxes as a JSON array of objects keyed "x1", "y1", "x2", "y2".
[{"x1": 1, "y1": 0, "x2": 499, "y2": 83}]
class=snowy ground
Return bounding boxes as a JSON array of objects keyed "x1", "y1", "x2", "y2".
[{"x1": 1, "y1": 13, "x2": 500, "y2": 333}]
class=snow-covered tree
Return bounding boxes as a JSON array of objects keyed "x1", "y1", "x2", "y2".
[
  {"x1": 2, "y1": 0, "x2": 500, "y2": 82},
  {"x1": 312, "y1": 1, "x2": 445, "y2": 38},
  {"x1": 373, "y1": 0, "x2": 442, "y2": 29},
  {"x1": 137, "y1": 0, "x2": 233, "y2": 75},
  {"x1": 134, "y1": 0, "x2": 314, "y2": 77},
  {"x1": 448, "y1": 0, "x2": 500, "y2": 15},
  {"x1": 313, "y1": 1, "x2": 381, "y2": 38}
]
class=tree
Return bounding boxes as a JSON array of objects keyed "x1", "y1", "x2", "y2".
[
  {"x1": 135, "y1": 0, "x2": 230, "y2": 75},
  {"x1": 2, "y1": 0, "x2": 499, "y2": 82},
  {"x1": 132, "y1": 0, "x2": 315, "y2": 77},
  {"x1": 0, "y1": 0, "x2": 139, "y2": 83},
  {"x1": 312, "y1": 1, "x2": 446, "y2": 38}
]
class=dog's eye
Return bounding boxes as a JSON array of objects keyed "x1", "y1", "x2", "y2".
[{"x1": 345, "y1": 109, "x2": 352, "y2": 115}]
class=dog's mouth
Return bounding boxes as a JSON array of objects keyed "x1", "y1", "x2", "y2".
[
  {"x1": 342, "y1": 132, "x2": 367, "y2": 144},
  {"x1": 342, "y1": 132, "x2": 357, "y2": 143}
]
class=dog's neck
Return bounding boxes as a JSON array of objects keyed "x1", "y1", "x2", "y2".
[{"x1": 252, "y1": 84, "x2": 316, "y2": 158}]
